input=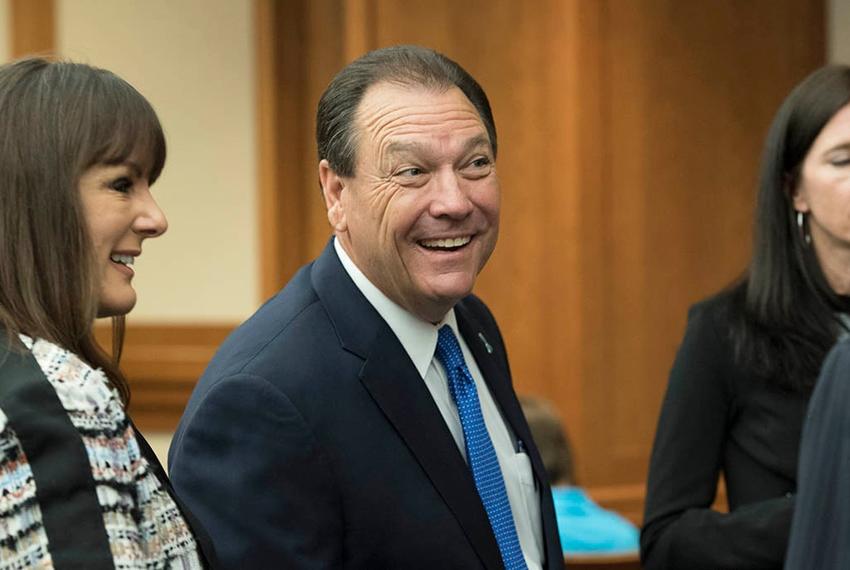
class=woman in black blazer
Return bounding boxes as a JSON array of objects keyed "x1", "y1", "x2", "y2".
[{"x1": 641, "y1": 65, "x2": 850, "y2": 569}]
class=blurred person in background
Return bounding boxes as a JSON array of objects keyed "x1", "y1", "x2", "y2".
[{"x1": 520, "y1": 396, "x2": 639, "y2": 556}]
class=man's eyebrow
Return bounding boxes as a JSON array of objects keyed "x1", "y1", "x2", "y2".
[{"x1": 461, "y1": 135, "x2": 492, "y2": 155}]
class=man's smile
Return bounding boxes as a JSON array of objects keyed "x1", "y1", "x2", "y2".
[{"x1": 418, "y1": 235, "x2": 473, "y2": 251}]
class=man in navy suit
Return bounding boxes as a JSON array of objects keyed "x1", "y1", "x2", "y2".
[{"x1": 169, "y1": 45, "x2": 562, "y2": 569}]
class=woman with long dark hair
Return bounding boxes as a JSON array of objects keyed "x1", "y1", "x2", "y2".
[
  {"x1": 641, "y1": 65, "x2": 850, "y2": 569},
  {"x1": 0, "y1": 57, "x2": 216, "y2": 568}
]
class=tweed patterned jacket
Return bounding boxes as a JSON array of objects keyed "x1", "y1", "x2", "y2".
[{"x1": 0, "y1": 335, "x2": 204, "y2": 569}]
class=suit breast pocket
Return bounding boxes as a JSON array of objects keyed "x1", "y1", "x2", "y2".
[
  {"x1": 511, "y1": 451, "x2": 544, "y2": 560},
  {"x1": 513, "y1": 450, "x2": 535, "y2": 489}
]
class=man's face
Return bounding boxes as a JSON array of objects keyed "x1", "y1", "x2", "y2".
[{"x1": 323, "y1": 82, "x2": 500, "y2": 323}]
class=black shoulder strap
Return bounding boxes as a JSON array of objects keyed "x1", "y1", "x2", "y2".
[{"x1": 0, "y1": 333, "x2": 115, "y2": 570}]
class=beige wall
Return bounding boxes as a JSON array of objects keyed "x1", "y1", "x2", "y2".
[
  {"x1": 57, "y1": 0, "x2": 258, "y2": 323},
  {"x1": 829, "y1": 0, "x2": 850, "y2": 63}
]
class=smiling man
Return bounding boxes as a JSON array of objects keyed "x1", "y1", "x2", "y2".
[{"x1": 169, "y1": 45, "x2": 563, "y2": 569}]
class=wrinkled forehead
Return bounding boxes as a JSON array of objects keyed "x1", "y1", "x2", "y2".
[{"x1": 353, "y1": 82, "x2": 490, "y2": 162}]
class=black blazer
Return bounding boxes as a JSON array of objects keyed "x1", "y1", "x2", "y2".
[
  {"x1": 641, "y1": 290, "x2": 805, "y2": 569},
  {"x1": 786, "y1": 338, "x2": 850, "y2": 569},
  {"x1": 168, "y1": 240, "x2": 563, "y2": 569}
]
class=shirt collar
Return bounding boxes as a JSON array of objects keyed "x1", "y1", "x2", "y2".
[{"x1": 334, "y1": 237, "x2": 458, "y2": 379}]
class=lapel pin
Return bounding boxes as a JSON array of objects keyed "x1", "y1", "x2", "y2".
[{"x1": 478, "y1": 332, "x2": 493, "y2": 354}]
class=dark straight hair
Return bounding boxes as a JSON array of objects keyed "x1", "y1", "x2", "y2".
[
  {"x1": 0, "y1": 57, "x2": 166, "y2": 405},
  {"x1": 316, "y1": 44, "x2": 497, "y2": 178},
  {"x1": 734, "y1": 65, "x2": 850, "y2": 390}
]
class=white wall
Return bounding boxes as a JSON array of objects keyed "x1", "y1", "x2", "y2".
[
  {"x1": 57, "y1": 0, "x2": 258, "y2": 323},
  {"x1": 829, "y1": 0, "x2": 850, "y2": 63}
]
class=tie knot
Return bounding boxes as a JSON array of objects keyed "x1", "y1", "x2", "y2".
[{"x1": 435, "y1": 325, "x2": 465, "y2": 371}]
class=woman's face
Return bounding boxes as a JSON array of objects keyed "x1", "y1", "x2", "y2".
[
  {"x1": 794, "y1": 103, "x2": 850, "y2": 263},
  {"x1": 79, "y1": 160, "x2": 167, "y2": 317}
]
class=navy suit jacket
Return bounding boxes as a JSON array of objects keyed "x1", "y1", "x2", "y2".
[
  {"x1": 786, "y1": 338, "x2": 850, "y2": 569},
  {"x1": 169, "y1": 241, "x2": 563, "y2": 569}
]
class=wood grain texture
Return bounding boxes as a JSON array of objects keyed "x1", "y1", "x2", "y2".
[
  {"x1": 578, "y1": 0, "x2": 824, "y2": 489},
  {"x1": 256, "y1": 0, "x2": 285, "y2": 300},
  {"x1": 257, "y1": 0, "x2": 354, "y2": 296},
  {"x1": 210, "y1": 0, "x2": 826, "y2": 523},
  {"x1": 9, "y1": 0, "x2": 54, "y2": 58},
  {"x1": 564, "y1": 551, "x2": 640, "y2": 570},
  {"x1": 257, "y1": 0, "x2": 315, "y2": 299},
  {"x1": 94, "y1": 324, "x2": 233, "y2": 430}
]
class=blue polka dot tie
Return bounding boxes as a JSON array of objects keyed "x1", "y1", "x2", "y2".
[{"x1": 435, "y1": 325, "x2": 528, "y2": 570}]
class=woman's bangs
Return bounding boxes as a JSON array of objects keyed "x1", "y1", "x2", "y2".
[{"x1": 88, "y1": 78, "x2": 166, "y2": 183}]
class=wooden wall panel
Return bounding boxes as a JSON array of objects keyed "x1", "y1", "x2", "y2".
[
  {"x1": 9, "y1": 0, "x2": 54, "y2": 57},
  {"x1": 585, "y1": 1, "x2": 824, "y2": 490},
  {"x1": 86, "y1": 0, "x2": 823, "y2": 526},
  {"x1": 94, "y1": 324, "x2": 233, "y2": 430},
  {"x1": 258, "y1": 0, "x2": 357, "y2": 297},
  {"x1": 257, "y1": 0, "x2": 289, "y2": 299}
]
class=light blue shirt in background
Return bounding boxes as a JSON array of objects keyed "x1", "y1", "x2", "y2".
[{"x1": 553, "y1": 486, "x2": 639, "y2": 555}]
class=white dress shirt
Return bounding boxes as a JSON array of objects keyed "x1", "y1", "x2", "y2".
[{"x1": 334, "y1": 239, "x2": 543, "y2": 569}]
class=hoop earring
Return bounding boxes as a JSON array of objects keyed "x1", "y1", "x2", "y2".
[{"x1": 797, "y1": 211, "x2": 811, "y2": 246}]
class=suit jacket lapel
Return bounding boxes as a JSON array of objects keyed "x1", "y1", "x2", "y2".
[
  {"x1": 456, "y1": 303, "x2": 537, "y2": 474},
  {"x1": 359, "y1": 332, "x2": 504, "y2": 569},
  {"x1": 311, "y1": 241, "x2": 503, "y2": 569},
  {"x1": 457, "y1": 313, "x2": 520, "y2": 431}
]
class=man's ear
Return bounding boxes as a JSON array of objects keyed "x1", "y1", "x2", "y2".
[{"x1": 319, "y1": 159, "x2": 348, "y2": 231}]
